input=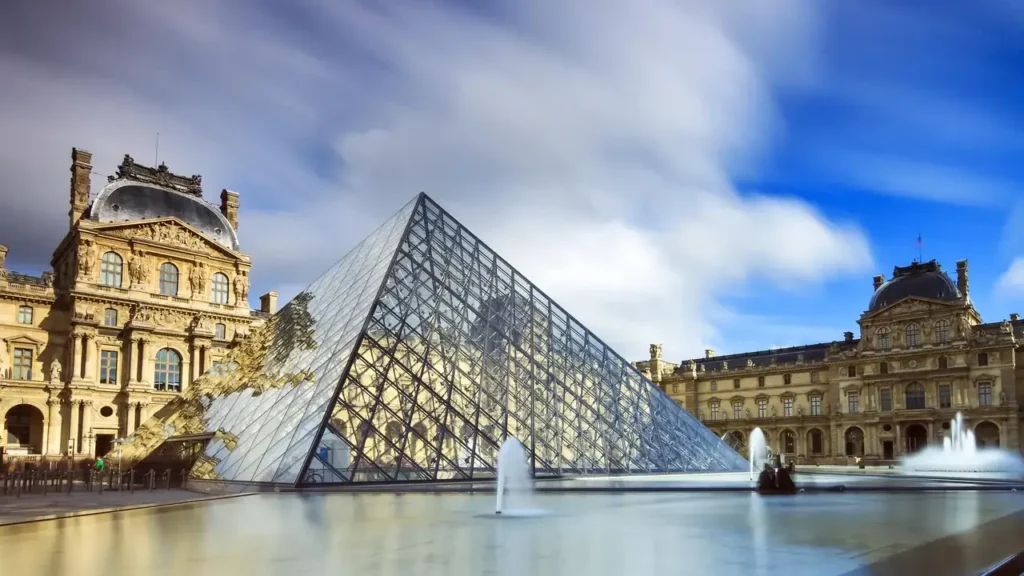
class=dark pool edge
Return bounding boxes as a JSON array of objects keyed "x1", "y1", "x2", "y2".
[{"x1": 0, "y1": 492, "x2": 256, "y2": 528}]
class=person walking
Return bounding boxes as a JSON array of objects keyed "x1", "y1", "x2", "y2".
[{"x1": 95, "y1": 457, "x2": 105, "y2": 472}]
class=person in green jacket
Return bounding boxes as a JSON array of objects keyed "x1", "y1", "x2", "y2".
[{"x1": 95, "y1": 457, "x2": 105, "y2": 472}]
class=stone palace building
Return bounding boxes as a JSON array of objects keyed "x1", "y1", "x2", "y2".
[
  {"x1": 0, "y1": 149, "x2": 277, "y2": 461},
  {"x1": 636, "y1": 259, "x2": 1023, "y2": 464}
]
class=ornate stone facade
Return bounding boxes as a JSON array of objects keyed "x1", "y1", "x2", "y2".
[
  {"x1": 0, "y1": 148, "x2": 277, "y2": 461},
  {"x1": 636, "y1": 259, "x2": 1023, "y2": 464}
]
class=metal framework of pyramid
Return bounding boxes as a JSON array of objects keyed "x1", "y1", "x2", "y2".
[{"x1": 123, "y1": 193, "x2": 746, "y2": 487}]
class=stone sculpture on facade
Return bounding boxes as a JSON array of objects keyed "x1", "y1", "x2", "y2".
[
  {"x1": 50, "y1": 358, "x2": 62, "y2": 383},
  {"x1": 233, "y1": 271, "x2": 250, "y2": 301},
  {"x1": 128, "y1": 250, "x2": 149, "y2": 287},
  {"x1": 189, "y1": 262, "x2": 208, "y2": 297},
  {"x1": 78, "y1": 241, "x2": 97, "y2": 278}
]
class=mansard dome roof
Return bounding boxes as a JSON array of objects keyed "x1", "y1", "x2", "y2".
[
  {"x1": 89, "y1": 155, "x2": 239, "y2": 251},
  {"x1": 868, "y1": 260, "x2": 961, "y2": 312}
]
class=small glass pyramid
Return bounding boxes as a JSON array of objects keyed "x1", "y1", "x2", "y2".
[{"x1": 119, "y1": 193, "x2": 746, "y2": 486}]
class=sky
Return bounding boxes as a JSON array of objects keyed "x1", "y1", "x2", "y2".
[{"x1": 1, "y1": 0, "x2": 1022, "y2": 363}]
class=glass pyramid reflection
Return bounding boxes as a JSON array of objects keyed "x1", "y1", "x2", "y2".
[{"x1": 119, "y1": 193, "x2": 746, "y2": 486}]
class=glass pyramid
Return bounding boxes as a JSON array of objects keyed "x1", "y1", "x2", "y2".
[{"x1": 119, "y1": 193, "x2": 746, "y2": 487}]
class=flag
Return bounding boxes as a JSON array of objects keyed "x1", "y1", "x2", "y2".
[{"x1": 916, "y1": 234, "x2": 922, "y2": 248}]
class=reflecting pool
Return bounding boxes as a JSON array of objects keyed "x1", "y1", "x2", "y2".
[{"x1": 2, "y1": 488, "x2": 1023, "y2": 576}]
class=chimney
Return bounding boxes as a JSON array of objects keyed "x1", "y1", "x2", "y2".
[
  {"x1": 844, "y1": 331, "x2": 854, "y2": 343},
  {"x1": 260, "y1": 291, "x2": 278, "y2": 315},
  {"x1": 956, "y1": 260, "x2": 969, "y2": 298},
  {"x1": 873, "y1": 275, "x2": 885, "y2": 291},
  {"x1": 704, "y1": 349, "x2": 715, "y2": 359},
  {"x1": 220, "y1": 189, "x2": 240, "y2": 231},
  {"x1": 69, "y1": 148, "x2": 93, "y2": 227},
  {"x1": 1011, "y1": 313, "x2": 1020, "y2": 322}
]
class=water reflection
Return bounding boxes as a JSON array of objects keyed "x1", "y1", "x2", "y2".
[{"x1": 2, "y1": 491, "x2": 1022, "y2": 576}]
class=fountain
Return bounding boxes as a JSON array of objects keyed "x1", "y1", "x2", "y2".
[
  {"x1": 902, "y1": 411, "x2": 1024, "y2": 476},
  {"x1": 495, "y1": 437, "x2": 538, "y2": 515},
  {"x1": 748, "y1": 428, "x2": 769, "y2": 481}
]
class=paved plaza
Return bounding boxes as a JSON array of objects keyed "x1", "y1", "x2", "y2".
[{"x1": 0, "y1": 488, "x2": 244, "y2": 526}]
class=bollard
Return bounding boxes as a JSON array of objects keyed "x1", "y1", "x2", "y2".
[
  {"x1": 15, "y1": 472, "x2": 21, "y2": 499},
  {"x1": 87, "y1": 470, "x2": 94, "y2": 492},
  {"x1": 180, "y1": 469, "x2": 188, "y2": 489},
  {"x1": 164, "y1": 470, "x2": 171, "y2": 491},
  {"x1": 67, "y1": 470, "x2": 73, "y2": 495},
  {"x1": 129, "y1": 469, "x2": 135, "y2": 494},
  {"x1": 42, "y1": 471, "x2": 48, "y2": 496},
  {"x1": 148, "y1": 470, "x2": 155, "y2": 491},
  {"x1": 98, "y1": 471, "x2": 104, "y2": 495}
]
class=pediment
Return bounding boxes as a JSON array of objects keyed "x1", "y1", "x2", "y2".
[
  {"x1": 865, "y1": 297, "x2": 957, "y2": 320},
  {"x1": 93, "y1": 218, "x2": 237, "y2": 258},
  {"x1": 3, "y1": 334, "x2": 46, "y2": 351}
]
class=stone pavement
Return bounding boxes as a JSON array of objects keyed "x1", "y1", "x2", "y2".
[{"x1": 0, "y1": 488, "x2": 243, "y2": 526}]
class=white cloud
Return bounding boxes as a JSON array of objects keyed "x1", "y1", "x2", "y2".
[
  {"x1": 0, "y1": 0, "x2": 873, "y2": 359},
  {"x1": 996, "y1": 258, "x2": 1024, "y2": 296}
]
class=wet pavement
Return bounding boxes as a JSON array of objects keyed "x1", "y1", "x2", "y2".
[
  {"x1": 0, "y1": 489, "x2": 240, "y2": 526},
  {"x1": 2, "y1": 487, "x2": 1023, "y2": 575}
]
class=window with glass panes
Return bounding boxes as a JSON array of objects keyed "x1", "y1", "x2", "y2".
[
  {"x1": 876, "y1": 327, "x2": 890, "y2": 349},
  {"x1": 978, "y1": 383, "x2": 992, "y2": 407},
  {"x1": 935, "y1": 319, "x2": 950, "y2": 343},
  {"x1": 211, "y1": 273, "x2": 230, "y2": 304},
  {"x1": 100, "y1": 252, "x2": 123, "y2": 287},
  {"x1": 732, "y1": 402, "x2": 742, "y2": 419},
  {"x1": 757, "y1": 398, "x2": 767, "y2": 418},
  {"x1": 847, "y1": 391, "x2": 859, "y2": 414},
  {"x1": 17, "y1": 305, "x2": 32, "y2": 324},
  {"x1": 13, "y1": 348, "x2": 32, "y2": 380},
  {"x1": 104, "y1": 308, "x2": 118, "y2": 326},
  {"x1": 159, "y1": 263, "x2": 179, "y2": 296},
  {"x1": 100, "y1": 350, "x2": 118, "y2": 384},
  {"x1": 783, "y1": 397, "x2": 793, "y2": 417},
  {"x1": 880, "y1": 387, "x2": 892, "y2": 411},
  {"x1": 215, "y1": 323, "x2": 226, "y2": 340},
  {"x1": 154, "y1": 348, "x2": 182, "y2": 391},
  {"x1": 906, "y1": 324, "x2": 920, "y2": 346},
  {"x1": 810, "y1": 395, "x2": 821, "y2": 416},
  {"x1": 710, "y1": 402, "x2": 719, "y2": 420},
  {"x1": 939, "y1": 383, "x2": 952, "y2": 408}
]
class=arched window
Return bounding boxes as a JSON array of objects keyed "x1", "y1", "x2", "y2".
[
  {"x1": 159, "y1": 263, "x2": 179, "y2": 296},
  {"x1": 808, "y1": 429, "x2": 823, "y2": 455},
  {"x1": 154, "y1": 348, "x2": 182, "y2": 392},
  {"x1": 103, "y1": 308, "x2": 118, "y2": 327},
  {"x1": 844, "y1": 427, "x2": 864, "y2": 457},
  {"x1": 211, "y1": 272, "x2": 230, "y2": 304},
  {"x1": 876, "y1": 327, "x2": 890, "y2": 349},
  {"x1": 781, "y1": 430, "x2": 796, "y2": 454},
  {"x1": 934, "y1": 319, "x2": 950, "y2": 344},
  {"x1": 906, "y1": 324, "x2": 920, "y2": 347},
  {"x1": 100, "y1": 251, "x2": 123, "y2": 287},
  {"x1": 215, "y1": 323, "x2": 226, "y2": 340},
  {"x1": 17, "y1": 305, "x2": 33, "y2": 324},
  {"x1": 905, "y1": 382, "x2": 925, "y2": 410}
]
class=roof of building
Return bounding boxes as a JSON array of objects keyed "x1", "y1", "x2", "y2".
[
  {"x1": 868, "y1": 260, "x2": 961, "y2": 312},
  {"x1": 88, "y1": 155, "x2": 240, "y2": 251},
  {"x1": 3, "y1": 271, "x2": 50, "y2": 287},
  {"x1": 677, "y1": 340, "x2": 845, "y2": 374}
]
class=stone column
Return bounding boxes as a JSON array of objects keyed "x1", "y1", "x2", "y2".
[
  {"x1": 134, "y1": 402, "x2": 148, "y2": 431},
  {"x1": 139, "y1": 338, "x2": 151, "y2": 387},
  {"x1": 81, "y1": 400, "x2": 94, "y2": 456},
  {"x1": 72, "y1": 333, "x2": 83, "y2": 380},
  {"x1": 83, "y1": 335, "x2": 98, "y2": 383},
  {"x1": 190, "y1": 342, "x2": 200, "y2": 387},
  {"x1": 45, "y1": 398, "x2": 62, "y2": 455},
  {"x1": 128, "y1": 337, "x2": 139, "y2": 386},
  {"x1": 67, "y1": 399, "x2": 80, "y2": 454}
]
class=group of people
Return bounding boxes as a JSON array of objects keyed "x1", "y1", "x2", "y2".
[{"x1": 756, "y1": 454, "x2": 797, "y2": 494}]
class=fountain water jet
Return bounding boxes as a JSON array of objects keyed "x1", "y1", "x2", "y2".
[
  {"x1": 748, "y1": 428, "x2": 770, "y2": 481},
  {"x1": 495, "y1": 437, "x2": 541, "y2": 516},
  {"x1": 901, "y1": 411, "x2": 1024, "y2": 476}
]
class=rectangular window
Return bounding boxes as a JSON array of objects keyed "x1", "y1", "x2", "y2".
[
  {"x1": 880, "y1": 388, "x2": 892, "y2": 411},
  {"x1": 104, "y1": 308, "x2": 118, "y2": 327},
  {"x1": 215, "y1": 323, "x2": 227, "y2": 340},
  {"x1": 783, "y1": 373, "x2": 792, "y2": 385},
  {"x1": 978, "y1": 353, "x2": 988, "y2": 367},
  {"x1": 733, "y1": 379, "x2": 740, "y2": 390},
  {"x1": 757, "y1": 399, "x2": 767, "y2": 419},
  {"x1": 710, "y1": 404, "x2": 719, "y2": 421},
  {"x1": 783, "y1": 397, "x2": 793, "y2": 417},
  {"x1": 13, "y1": 348, "x2": 33, "y2": 380},
  {"x1": 978, "y1": 383, "x2": 992, "y2": 407},
  {"x1": 757, "y1": 376, "x2": 765, "y2": 387},
  {"x1": 810, "y1": 395, "x2": 821, "y2": 416},
  {"x1": 733, "y1": 403, "x2": 742, "y2": 420},
  {"x1": 939, "y1": 384, "x2": 951, "y2": 408},
  {"x1": 100, "y1": 350, "x2": 118, "y2": 384},
  {"x1": 810, "y1": 371, "x2": 819, "y2": 384},
  {"x1": 17, "y1": 306, "x2": 33, "y2": 324},
  {"x1": 848, "y1": 392, "x2": 860, "y2": 414}
]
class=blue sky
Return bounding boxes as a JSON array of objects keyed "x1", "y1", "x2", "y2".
[{"x1": 0, "y1": 0, "x2": 1022, "y2": 361}]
